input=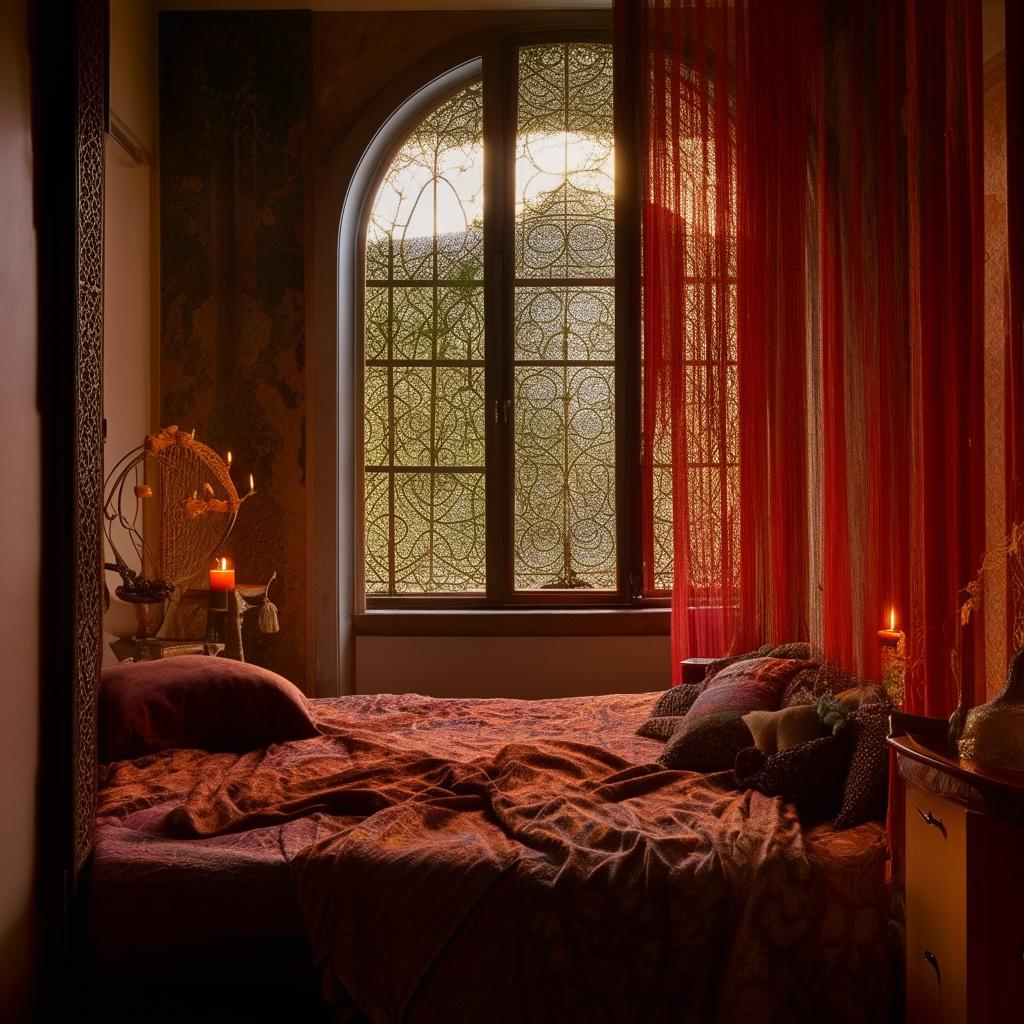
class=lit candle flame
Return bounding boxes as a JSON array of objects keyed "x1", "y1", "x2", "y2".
[
  {"x1": 226, "y1": 451, "x2": 232, "y2": 468},
  {"x1": 249, "y1": 473, "x2": 254, "y2": 493},
  {"x1": 889, "y1": 607, "x2": 896, "y2": 631},
  {"x1": 220, "y1": 557, "x2": 227, "y2": 571}
]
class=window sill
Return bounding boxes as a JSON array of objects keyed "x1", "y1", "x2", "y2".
[{"x1": 353, "y1": 607, "x2": 670, "y2": 637}]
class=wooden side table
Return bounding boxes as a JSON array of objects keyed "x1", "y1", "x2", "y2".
[
  {"x1": 681, "y1": 657, "x2": 715, "y2": 686},
  {"x1": 109, "y1": 637, "x2": 225, "y2": 663},
  {"x1": 888, "y1": 728, "x2": 1024, "y2": 1023}
]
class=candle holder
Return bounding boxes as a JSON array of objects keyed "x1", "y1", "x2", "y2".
[
  {"x1": 205, "y1": 587, "x2": 230, "y2": 643},
  {"x1": 878, "y1": 628, "x2": 906, "y2": 706}
]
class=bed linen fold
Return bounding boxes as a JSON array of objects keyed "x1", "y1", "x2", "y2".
[{"x1": 136, "y1": 691, "x2": 890, "y2": 1023}]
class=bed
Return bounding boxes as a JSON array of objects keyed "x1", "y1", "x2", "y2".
[{"x1": 87, "y1": 684, "x2": 893, "y2": 1022}]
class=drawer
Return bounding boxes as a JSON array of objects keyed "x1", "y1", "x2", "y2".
[{"x1": 905, "y1": 785, "x2": 968, "y2": 1024}]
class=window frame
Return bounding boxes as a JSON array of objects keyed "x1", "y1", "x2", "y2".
[{"x1": 357, "y1": 20, "x2": 668, "y2": 615}]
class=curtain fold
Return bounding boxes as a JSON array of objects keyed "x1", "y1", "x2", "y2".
[
  {"x1": 639, "y1": 0, "x2": 742, "y2": 679},
  {"x1": 1007, "y1": 0, "x2": 1024, "y2": 657},
  {"x1": 636, "y1": 0, "x2": 988, "y2": 706},
  {"x1": 735, "y1": 0, "x2": 819, "y2": 653},
  {"x1": 904, "y1": 0, "x2": 986, "y2": 715}
]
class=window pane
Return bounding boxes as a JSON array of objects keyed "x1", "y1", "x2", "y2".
[
  {"x1": 363, "y1": 80, "x2": 485, "y2": 595},
  {"x1": 514, "y1": 362, "x2": 616, "y2": 590},
  {"x1": 514, "y1": 287, "x2": 615, "y2": 362},
  {"x1": 516, "y1": 44, "x2": 615, "y2": 279},
  {"x1": 367, "y1": 83, "x2": 484, "y2": 283},
  {"x1": 391, "y1": 471, "x2": 486, "y2": 593},
  {"x1": 513, "y1": 43, "x2": 616, "y2": 591}
]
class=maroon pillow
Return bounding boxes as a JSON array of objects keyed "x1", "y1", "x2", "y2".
[
  {"x1": 658, "y1": 657, "x2": 814, "y2": 771},
  {"x1": 99, "y1": 656, "x2": 319, "y2": 762}
]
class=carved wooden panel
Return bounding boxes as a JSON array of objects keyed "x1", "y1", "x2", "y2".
[{"x1": 73, "y1": 0, "x2": 106, "y2": 877}]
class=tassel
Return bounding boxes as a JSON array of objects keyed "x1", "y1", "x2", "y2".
[
  {"x1": 258, "y1": 599, "x2": 280, "y2": 634},
  {"x1": 258, "y1": 571, "x2": 279, "y2": 633}
]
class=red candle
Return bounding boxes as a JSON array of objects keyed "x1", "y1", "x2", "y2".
[
  {"x1": 209, "y1": 557, "x2": 235, "y2": 591},
  {"x1": 878, "y1": 606, "x2": 901, "y2": 643}
]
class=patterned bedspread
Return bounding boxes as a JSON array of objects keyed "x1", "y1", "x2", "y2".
[{"x1": 96, "y1": 691, "x2": 892, "y2": 1023}]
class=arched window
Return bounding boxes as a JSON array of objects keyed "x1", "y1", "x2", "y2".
[{"x1": 359, "y1": 39, "x2": 648, "y2": 607}]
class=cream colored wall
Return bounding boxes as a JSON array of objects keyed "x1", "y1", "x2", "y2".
[
  {"x1": 0, "y1": 0, "x2": 40, "y2": 1013},
  {"x1": 103, "y1": 0, "x2": 159, "y2": 663},
  {"x1": 355, "y1": 636, "x2": 671, "y2": 698}
]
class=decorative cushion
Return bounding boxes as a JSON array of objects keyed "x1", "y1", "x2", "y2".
[
  {"x1": 742, "y1": 704, "x2": 827, "y2": 753},
  {"x1": 658, "y1": 657, "x2": 814, "y2": 770},
  {"x1": 833, "y1": 699, "x2": 893, "y2": 829},
  {"x1": 98, "y1": 655, "x2": 320, "y2": 762},
  {"x1": 660, "y1": 714, "x2": 760, "y2": 772},
  {"x1": 734, "y1": 732, "x2": 853, "y2": 822},
  {"x1": 648, "y1": 683, "x2": 702, "y2": 719},
  {"x1": 781, "y1": 663, "x2": 861, "y2": 707},
  {"x1": 766, "y1": 641, "x2": 812, "y2": 661},
  {"x1": 637, "y1": 716, "x2": 686, "y2": 741},
  {"x1": 704, "y1": 643, "x2": 811, "y2": 694},
  {"x1": 637, "y1": 684, "x2": 701, "y2": 741},
  {"x1": 700, "y1": 645, "x2": 772, "y2": 688}
]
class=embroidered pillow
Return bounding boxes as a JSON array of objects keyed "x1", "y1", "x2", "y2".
[
  {"x1": 658, "y1": 657, "x2": 814, "y2": 771},
  {"x1": 700, "y1": 646, "x2": 772, "y2": 688},
  {"x1": 637, "y1": 684, "x2": 701, "y2": 740},
  {"x1": 765, "y1": 641, "x2": 812, "y2": 661},
  {"x1": 833, "y1": 699, "x2": 893, "y2": 829},
  {"x1": 637, "y1": 716, "x2": 686, "y2": 741},
  {"x1": 650, "y1": 683, "x2": 702, "y2": 718},
  {"x1": 734, "y1": 732, "x2": 853, "y2": 822},
  {"x1": 98, "y1": 655, "x2": 320, "y2": 762},
  {"x1": 782, "y1": 663, "x2": 876, "y2": 707}
]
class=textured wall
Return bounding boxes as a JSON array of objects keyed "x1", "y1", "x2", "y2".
[
  {"x1": 0, "y1": 0, "x2": 40, "y2": 1011},
  {"x1": 160, "y1": 11, "x2": 310, "y2": 686}
]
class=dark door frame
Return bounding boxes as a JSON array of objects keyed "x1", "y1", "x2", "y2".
[{"x1": 33, "y1": 0, "x2": 106, "y2": 1008}]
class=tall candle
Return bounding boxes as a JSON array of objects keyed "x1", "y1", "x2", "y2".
[{"x1": 209, "y1": 557, "x2": 235, "y2": 592}]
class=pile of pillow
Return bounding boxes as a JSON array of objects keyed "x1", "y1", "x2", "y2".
[{"x1": 638, "y1": 645, "x2": 892, "y2": 828}]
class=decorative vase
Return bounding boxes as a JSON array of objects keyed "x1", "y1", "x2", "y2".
[
  {"x1": 132, "y1": 600, "x2": 166, "y2": 639},
  {"x1": 958, "y1": 649, "x2": 1024, "y2": 770}
]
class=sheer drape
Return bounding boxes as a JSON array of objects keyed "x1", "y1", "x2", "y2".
[
  {"x1": 638, "y1": 0, "x2": 741, "y2": 678},
  {"x1": 635, "y1": 0, "x2": 988, "y2": 707},
  {"x1": 1007, "y1": 0, "x2": 1024, "y2": 661}
]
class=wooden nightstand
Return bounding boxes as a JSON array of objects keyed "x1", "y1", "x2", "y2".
[
  {"x1": 888, "y1": 729, "x2": 1024, "y2": 1023},
  {"x1": 109, "y1": 637, "x2": 225, "y2": 663}
]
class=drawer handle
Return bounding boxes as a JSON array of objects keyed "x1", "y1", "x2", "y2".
[
  {"x1": 923, "y1": 949, "x2": 941, "y2": 983},
  {"x1": 915, "y1": 805, "x2": 947, "y2": 837}
]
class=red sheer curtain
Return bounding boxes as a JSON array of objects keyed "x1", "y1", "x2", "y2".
[
  {"x1": 638, "y1": 0, "x2": 741, "y2": 679},
  {"x1": 635, "y1": 0, "x2": 988, "y2": 700},
  {"x1": 734, "y1": 0, "x2": 820, "y2": 653},
  {"x1": 904, "y1": 0, "x2": 986, "y2": 715},
  {"x1": 1007, "y1": 0, "x2": 1024, "y2": 654}
]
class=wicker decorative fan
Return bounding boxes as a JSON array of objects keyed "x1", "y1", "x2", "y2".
[{"x1": 103, "y1": 425, "x2": 253, "y2": 602}]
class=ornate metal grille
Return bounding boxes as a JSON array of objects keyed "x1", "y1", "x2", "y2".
[
  {"x1": 513, "y1": 43, "x2": 617, "y2": 591},
  {"x1": 363, "y1": 81, "x2": 486, "y2": 594}
]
